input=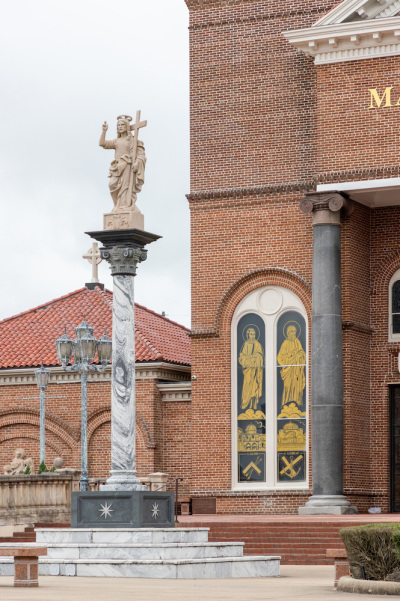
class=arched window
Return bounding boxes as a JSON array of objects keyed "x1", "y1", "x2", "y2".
[
  {"x1": 231, "y1": 286, "x2": 308, "y2": 490},
  {"x1": 389, "y1": 270, "x2": 400, "y2": 342}
]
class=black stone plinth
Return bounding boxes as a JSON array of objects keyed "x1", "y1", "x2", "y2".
[
  {"x1": 71, "y1": 491, "x2": 174, "y2": 528},
  {"x1": 85, "y1": 282, "x2": 105, "y2": 291},
  {"x1": 86, "y1": 228, "x2": 161, "y2": 249}
]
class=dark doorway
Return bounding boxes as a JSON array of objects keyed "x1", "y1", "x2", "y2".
[{"x1": 390, "y1": 385, "x2": 400, "y2": 512}]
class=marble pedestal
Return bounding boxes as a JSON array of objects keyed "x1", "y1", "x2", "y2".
[
  {"x1": 71, "y1": 491, "x2": 174, "y2": 528},
  {"x1": 103, "y1": 209, "x2": 144, "y2": 231}
]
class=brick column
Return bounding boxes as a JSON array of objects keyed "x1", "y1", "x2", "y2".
[{"x1": 298, "y1": 192, "x2": 357, "y2": 515}]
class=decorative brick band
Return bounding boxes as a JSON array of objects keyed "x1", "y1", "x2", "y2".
[
  {"x1": 317, "y1": 166, "x2": 400, "y2": 185},
  {"x1": 187, "y1": 6, "x2": 327, "y2": 30},
  {"x1": 187, "y1": 182, "x2": 314, "y2": 203},
  {"x1": 342, "y1": 321, "x2": 374, "y2": 335},
  {"x1": 191, "y1": 267, "x2": 312, "y2": 338}
]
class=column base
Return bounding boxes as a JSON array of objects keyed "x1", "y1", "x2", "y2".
[
  {"x1": 100, "y1": 470, "x2": 147, "y2": 492},
  {"x1": 298, "y1": 495, "x2": 358, "y2": 515}
]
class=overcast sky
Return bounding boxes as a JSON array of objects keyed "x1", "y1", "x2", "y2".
[{"x1": 0, "y1": 0, "x2": 191, "y2": 327}]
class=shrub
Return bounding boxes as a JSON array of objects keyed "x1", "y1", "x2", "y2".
[
  {"x1": 340, "y1": 524, "x2": 400, "y2": 581},
  {"x1": 37, "y1": 460, "x2": 48, "y2": 474},
  {"x1": 23, "y1": 464, "x2": 31, "y2": 475}
]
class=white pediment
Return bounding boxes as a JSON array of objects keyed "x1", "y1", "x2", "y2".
[
  {"x1": 316, "y1": 0, "x2": 400, "y2": 26},
  {"x1": 283, "y1": 0, "x2": 400, "y2": 64}
]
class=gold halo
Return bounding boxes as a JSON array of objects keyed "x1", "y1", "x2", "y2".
[
  {"x1": 283, "y1": 321, "x2": 301, "y2": 339},
  {"x1": 242, "y1": 324, "x2": 261, "y2": 341}
]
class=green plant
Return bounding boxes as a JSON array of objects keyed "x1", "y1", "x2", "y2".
[
  {"x1": 37, "y1": 460, "x2": 48, "y2": 474},
  {"x1": 49, "y1": 466, "x2": 56, "y2": 472},
  {"x1": 23, "y1": 464, "x2": 31, "y2": 475},
  {"x1": 340, "y1": 524, "x2": 400, "y2": 581}
]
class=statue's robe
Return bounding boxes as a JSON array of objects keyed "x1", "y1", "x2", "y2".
[
  {"x1": 238, "y1": 339, "x2": 264, "y2": 411},
  {"x1": 104, "y1": 137, "x2": 146, "y2": 210},
  {"x1": 277, "y1": 337, "x2": 306, "y2": 408}
]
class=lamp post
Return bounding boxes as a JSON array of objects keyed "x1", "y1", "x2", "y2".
[
  {"x1": 56, "y1": 317, "x2": 112, "y2": 491},
  {"x1": 35, "y1": 363, "x2": 50, "y2": 465}
]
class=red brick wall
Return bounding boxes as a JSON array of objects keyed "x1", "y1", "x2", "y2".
[
  {"x1": 162, "y1": 401, "x2": 192, "y2": 495},
  {"x1": 0, "y1": 376, "x2": 183, "y2": 482},
  {"x1": 317, "y1": 58, "x2": 400, "y2": 181},
  {"x1": 186, "y1": 0, "x2": 398, "y2": 513}
]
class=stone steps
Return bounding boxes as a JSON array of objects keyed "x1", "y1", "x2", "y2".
[
  {"x1": 36, "y1": 527, "x2": 210, "y2": 545},
  {"x1": 0, "y1": 527, "x2": 280, "y2": 579},
  {"x1": 43, "y1": 542, "x2": 245, "y2": 560},
  {"x1": 0, "y1": 555, "x2": 280, "y2": 578}
]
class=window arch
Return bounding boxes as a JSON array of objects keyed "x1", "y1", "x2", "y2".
[
  {"x1": 389, "y1": 269, "x2": 400, "y2": 342},
  {"x1": 231, "y1": 286, "x2": 308, "y2": 491}
]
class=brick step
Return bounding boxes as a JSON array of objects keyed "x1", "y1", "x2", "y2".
[{"x1": 196, "y1": 520, "x2": 352, "y2": 564}]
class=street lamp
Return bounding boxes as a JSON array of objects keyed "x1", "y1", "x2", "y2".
[
  {"x1": 56, "y1": 317, "x2": 112, "y2": 491},
  {"x1": 35, "y1": 362, "x2": 50, "y2": 465}
]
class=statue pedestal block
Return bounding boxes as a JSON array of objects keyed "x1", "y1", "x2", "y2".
[
  {"x1": 103, "y1": 210, "x2": 144, "y2": 231},
  {"x1": 71, "y1": 491, "x2": 174, "y2": 528}
]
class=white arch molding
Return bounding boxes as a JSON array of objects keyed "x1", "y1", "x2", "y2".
[{"x1": 231, "y1": 285, "x2": 309, "y2": 491}]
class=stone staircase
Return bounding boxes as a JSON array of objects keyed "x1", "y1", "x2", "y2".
[{"x1": 0, "y1": 527, "x2": 280, "y2": 578}]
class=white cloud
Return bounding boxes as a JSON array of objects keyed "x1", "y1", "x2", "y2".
[{"x1": 0, "y1": 0, "x2": 191, "y2": 326}]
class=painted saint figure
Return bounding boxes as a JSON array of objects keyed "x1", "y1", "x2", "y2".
[
  {"x1": 238, "y1": 327, "x2": 264, "y2": 411},
  {"x1": 99, "y1": 115, "x2": 146, "y2": 211},
  {"x1": 277, "y1": 324, "x2": 306, "y2": 409}
]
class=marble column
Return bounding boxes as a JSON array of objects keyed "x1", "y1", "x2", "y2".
[
  {"x1": 298, "y1": 192, "x2": 357, "y2": 515},
  {"x1": 87, "y1": 229, "x2": 159, "y2": 491}
]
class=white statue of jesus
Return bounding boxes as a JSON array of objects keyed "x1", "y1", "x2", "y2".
[{"x1": 99, "y1": 114, "x2": 147, "y2": 212}]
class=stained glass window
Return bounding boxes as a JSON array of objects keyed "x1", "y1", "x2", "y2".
[{"x1": 392, "y1": 281, "x2": 400, "y2": 334}]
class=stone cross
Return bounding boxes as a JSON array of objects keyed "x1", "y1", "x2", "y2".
[{"x1": 83, "y1": 243, "x2": 102, "y2": 283}]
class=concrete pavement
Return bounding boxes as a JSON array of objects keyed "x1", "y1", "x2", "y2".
[{"x1": 0, "y1": 565, "x2": 392, "y2": 600}]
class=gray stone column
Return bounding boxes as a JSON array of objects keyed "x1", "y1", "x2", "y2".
[
  {"x1": 298, "y1": 192, "x2": 357, "y2": 515},
  {"x1": 87, "y1": 229, "x2": 160, "y2": 492}
]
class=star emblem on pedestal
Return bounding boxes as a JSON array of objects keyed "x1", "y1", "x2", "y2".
[
  {"x1": 98, "y1": 502, "x2": 114, "y2": 519},
  {"x1": 151, "y1": 502, "x2": 160, "y2": 519}
]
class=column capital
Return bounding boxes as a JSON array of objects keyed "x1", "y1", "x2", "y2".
[
  {"x1": 299, "y1": 192, "x2": 354, "y2": 225},
  {"x1": 101, "y1": 246, "x2": 147, "y2": 276}
]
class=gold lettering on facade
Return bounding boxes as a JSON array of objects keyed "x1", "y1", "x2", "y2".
[{"x1": 368, "y1": 87, "x2": 393, "y2": 109}]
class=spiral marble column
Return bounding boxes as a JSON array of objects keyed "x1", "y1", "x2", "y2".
[{"x1": 87, "y1": 229, "x2": 160, "y2": 492}]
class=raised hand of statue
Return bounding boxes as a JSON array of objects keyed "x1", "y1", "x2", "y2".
[{"x1": 102, "y1": 121, "x2": 108, "y2": 132}]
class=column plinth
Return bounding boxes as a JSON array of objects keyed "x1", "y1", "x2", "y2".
[
  {"x1": 86, "y1": 228, "x2": 160, "y2": 491},
  {"x1": 298, "y1": 193, "x2": 357, "y2": 515}
]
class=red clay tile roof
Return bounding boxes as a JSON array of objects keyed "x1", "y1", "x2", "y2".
[{"x1": 0, "y1": 287, "x2": 191, "y2": 369}]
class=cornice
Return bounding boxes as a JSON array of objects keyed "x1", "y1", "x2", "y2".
[
  {"x1": 0, "y1": 362, "x2": 191, "y2": 386},
  {"x1": 284, "y1": 15, "x2": 400, "y2": 64},
  {"x1": 158, "y1": 382, "x2": 192, "y2": 402}
]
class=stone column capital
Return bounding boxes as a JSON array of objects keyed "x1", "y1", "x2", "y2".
[
  {"x1": 101, "y1": 246, "x2": 147, "y2": 276},
  {"x1": 299, "y1": 192, "x2": 354, "y2": 225}
]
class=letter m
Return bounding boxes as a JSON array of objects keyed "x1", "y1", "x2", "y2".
[{"x1": 369, "y1": 87, "x2": 393, "y2": 109}]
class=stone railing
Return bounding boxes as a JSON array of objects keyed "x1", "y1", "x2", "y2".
[{"x1": 0, "y1": 470, "x2": 80, "y2": 525}]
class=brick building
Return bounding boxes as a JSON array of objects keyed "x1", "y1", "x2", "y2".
[
  {"x1": 0, "y1": 287, "x2": 191, "y2": 492},
  {"x1": 185, "y1": 0, "x2": 400, "y2": 514},
  {"x1": 4, "y1": 0, "x2": 400, "y2": 517}
]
